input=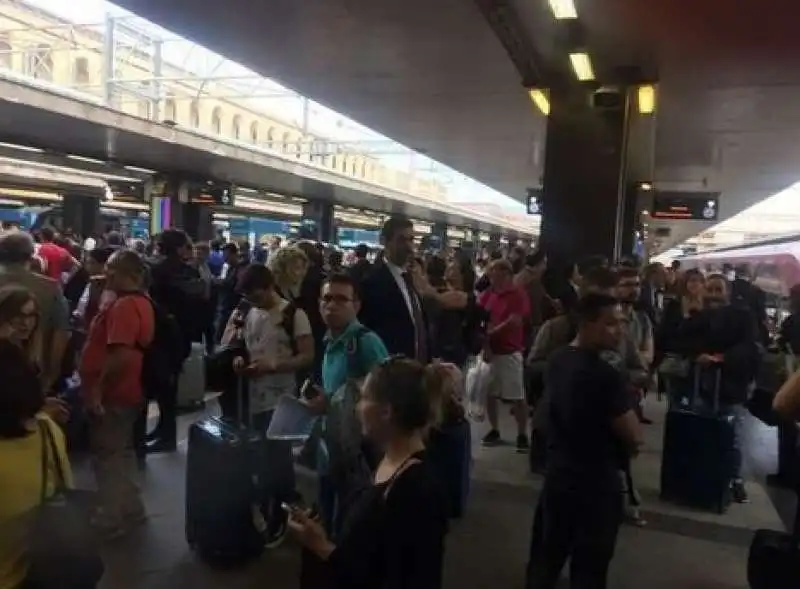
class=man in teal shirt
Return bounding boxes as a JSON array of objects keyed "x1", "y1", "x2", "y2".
[{"x1": 306, "y1": 272, "x2": 388, "y2": 533}]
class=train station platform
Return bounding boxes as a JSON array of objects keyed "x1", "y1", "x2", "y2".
[{"x1": 81, "y1": 395, "x2": 791, "y2": 589}]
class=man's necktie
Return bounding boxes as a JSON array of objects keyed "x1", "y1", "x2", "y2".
[{"x1": 402, "y1": 272, "x2": 428, "y2": 363}]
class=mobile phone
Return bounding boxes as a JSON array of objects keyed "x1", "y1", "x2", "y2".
[{"x1": 281, "y1": 502, "x2": 300, "y2": 514}]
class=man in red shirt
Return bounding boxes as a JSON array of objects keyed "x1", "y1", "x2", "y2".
[
  {"x1": 479, "y1": 258, "x2": 531, "y2": 451},
  {"x1": 80, "y1": 250, "x2": 154, "y2": 538},
  {"x1": 36, "y1": 227, "x2": 78, "y2": 282}
]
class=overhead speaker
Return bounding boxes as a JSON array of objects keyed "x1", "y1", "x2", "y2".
[{"x1": 591, "y1": 86, "x2": 624, "y2": 111}]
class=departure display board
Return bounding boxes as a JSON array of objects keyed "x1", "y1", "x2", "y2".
[
  {"x1": 105, "y1": 180, "x2": 145, "y2": 202},
  {"x1": 651, "y1": 192, "x2": 720, "y2": 221},
  {"x1": 187, "y1": 181, "x2": 234, "y2": 206}
]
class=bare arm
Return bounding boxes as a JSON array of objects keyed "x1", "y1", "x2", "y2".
[{"x1": 774, "y1": 368, "x2": 800, "y2": 420}]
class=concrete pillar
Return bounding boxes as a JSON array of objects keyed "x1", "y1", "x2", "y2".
[
  {"x1": 539, "y1": 87, "x2": 635, "y2": 267},
  {"x1": 300, "y1": 200, "x2": 334, "y2": 243},
  {"x1": 62, "y1": 193, "x2": 100, "y2": 239}
]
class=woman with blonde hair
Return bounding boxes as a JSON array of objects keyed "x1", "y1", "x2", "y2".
[{"x1": 268, "y1": 245, "x2": 309, "y2": 302}]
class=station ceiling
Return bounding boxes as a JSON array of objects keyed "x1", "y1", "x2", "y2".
[{"x1": 115, "y1": 0, "x2": 800, "y2": 253}]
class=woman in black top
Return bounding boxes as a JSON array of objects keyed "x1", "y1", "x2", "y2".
[{"x1": 289, "y1": 357, "x2": 449, "y2": 589}]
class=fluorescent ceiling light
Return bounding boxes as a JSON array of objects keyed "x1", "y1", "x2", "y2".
[
  {"x1": 528, "y1": 89, "x2": 550, "y2": 116},
  {"x1": 637, "y1": 85, "x2": 656, "y2": 114},
  {"x1": 569, "y1": 52, "x2": 595, "y2": 82},
  {"x1": 0, "y1": 142, "x2": 42, "y2": 153},
  {"x1": 235, "y1": 196, "x2": 302, "y2": 216},
  {"x1": 639, "y1": 182, "x2": 653, "y2": 191},
  {"x1": 548, "y1": 0, "x2": 577, "y2": 19}
]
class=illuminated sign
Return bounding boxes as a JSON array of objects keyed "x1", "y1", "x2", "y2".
[
  {"x1": 651, "y1": 192, "x2": 720, "y2": 221},
  {"x1": 187, "y1": 181, "x2": 234, "y2": 206},
  {"x1": 105, "y1": 180, "x2": 145, "y2": 202},
  {"x1": 526, "y1": 187, "x2": 542, "y2": 215}
]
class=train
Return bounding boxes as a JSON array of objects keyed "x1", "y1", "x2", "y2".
[{"x1": 678, "y1": 233, "x2": 800, "y2": 299}]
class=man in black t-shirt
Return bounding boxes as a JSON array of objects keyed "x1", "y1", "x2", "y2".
[{"x1": 526, "y1": 293, "x2": 642, "y2": 589}]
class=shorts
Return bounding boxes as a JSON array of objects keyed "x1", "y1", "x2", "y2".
[{"x1": 488, "y1": 352, "x2": 525, "y2": 401}]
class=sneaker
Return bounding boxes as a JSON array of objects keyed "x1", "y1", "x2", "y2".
[
  {"x1": 515, "y1": 433, "x2": 530, "y2": 454},
  {"x1": 732, "y1": 480, "x2": 749, "y2": 504},
  {"x1": 481, "y1": 429, "x2": 501, "y2": 447}
]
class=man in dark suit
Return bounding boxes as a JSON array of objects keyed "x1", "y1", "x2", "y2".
[{"x1": 359, "y1": 216, "x2": 430, "y2": 362}]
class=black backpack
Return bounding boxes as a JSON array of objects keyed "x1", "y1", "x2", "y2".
[{"x1": 118, "y1": 293, "x2": 185, "y2": 393}]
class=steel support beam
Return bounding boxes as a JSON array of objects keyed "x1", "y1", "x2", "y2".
[{"x1": 471, "y1": 0, "x2": 551, "y2": 87}]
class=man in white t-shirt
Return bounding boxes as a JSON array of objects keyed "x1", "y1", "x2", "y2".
[{"x1": 223, "y1": 263, "x2": 314, "y2": 548}]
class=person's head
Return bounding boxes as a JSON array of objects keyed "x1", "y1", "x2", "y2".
[
  {"x1": 0, "y1": 231, "x2": 34, "y2": 266},
  {"x1": 734, "y1": 263, "x2": 751, "y2": 281},
  {"x1": 575, "y1": 292, "x2": 624, "y2": 351},
  {"x1": 643, "y1": 262, "x2": 666, "y2": 289},
  {"x1": 320, "y1": 273, "x2": 360, "y2": 330},
  {"x1": 159, "y1": 228, "x2": 193, "y2": 261},
  {"x1": 575, "y1": 255, "x2": 609, "y2": 284},
  {"x1": 444, "y1": 258, "x2": 471, "y2": 291},
  {"x1": 0, "y1": 339, "x2": 44, "y2": 439},
  {"x1": 358, "y1": 357, "x2": 445, "y2": 446},
  {"x1": 488, "y1": 258, "x2": 515, "y2": 292},
  {"x1": 524, "y1": 250, "x2": 547, "y2": 278},
  {"x1": 106, "y1": 231, "x2": 125, "y2": 247},
  {"x1": 791, "y1": 284, "x2": 800, "y2": 315},
  {"x1": 328, "y1": 249, "x2": 343, "y2": 269},
  {"x1": 296, "y1": 240, "x2": 323, "y2": 268},
  {"x1": 269, "y1": 246, "x2": 309, "y2": 288},
  {"x1": 193, "y1": 241, "x2": 210, "y2": 262},
  {"x1": 426, "y1": 255, "x2": 447, "y2": 287},
  {"x1": 671, "y1": 260, "x2": 682, "y2": 272},
  {"x1": 85, "y1": 246, "x2": 115, "y2": 276},
  {"x1": 682, "y1": 268, "x2": 705, "y2": 299},
  {"x1": 380, "y1": 216, "x2": 415, "y2": 266},
  {"x1": 0, "y1": 286, "x2": 39, "y2": 346},
  {"x1": 615, "y1": 267, "x2": 641, "y2": 305},
  {"x1": 39, "y1": 227, "x2": 55, "y2": 243},
  {"x1": 354, "y1": 244, "x2": 369, "y2": 260},
  {"x1": 704, "y1": 273, "x2": 729, "y2": 308},
  {"x1": 238, "y1": 264, "x2": 277, "y2": 308},
  {"x1": 105, "y1": 250, "x2": 147, "y2": 292},
  {"x1": 270, "y1": 236, "x2": 282, "y2": 249},
  {"x1": 579, "y1": 267, "x2": 619, "y2": 297},
  {"x1": 222, "y1": 242, "x2": 239, "y2": 264}
]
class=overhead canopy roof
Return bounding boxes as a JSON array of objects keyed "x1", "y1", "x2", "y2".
[
  {"x1": 0, "y1": 75, "x2": 533, "y2": 235},
  {"x1": 112, "y1": 0, "x2": 800, "y2": 253}
]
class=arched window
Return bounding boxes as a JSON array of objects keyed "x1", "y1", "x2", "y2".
[
  {"x1": 295, "y1": 140, "x2": 304, "y2": 158},
  {"x1": 164, "y1": 97, "x2": 177, "y2": 122},
  {"x1": 211, "y1": 106, "x2": 223, "y2": 134},
  {"x1": 266, "y1": 127, "x2": 276, "y2": 149},
  {"x1": 340, "y1": 157, "x2": 348, "y2": 173},
  {"x1": 249, "y1": 121, "x2": 259, "y2": 143},
  {"x1": 231, "y1": 114, "x2": 242, "y2": 139},
  {"x1": 349, "y1": 159, "x2": 357, "y2": 176},
  {"x1": 73, "y1": 56, "x2": 90, "y2": 84},
  {"x1": 359, "y1": 161, "x2": 368, "y2": 178},
  {"x1": 28, "y1": 43, "x2": 53, "y2": 80},
  {"x1": 189, "y1": 100, "x2": 200, "y2": 128},
  {"x1": 0, "y1": 36, "x2": 11, "y2": 69},
  {"x1": 331, "y1": 155, "x2": 339, "y2": 170},
  {"x1": 281, "y1": 132, "x2": 291, "y2": 153}
]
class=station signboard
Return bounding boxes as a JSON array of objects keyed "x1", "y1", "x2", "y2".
[
  {"x1": 651, "y1": 191, "x2": 720, "y2": 221},
  {"x1": 526, "y1": 187, "x2": 543, "y2": 215}
]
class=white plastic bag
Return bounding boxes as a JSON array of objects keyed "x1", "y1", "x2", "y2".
[{"x1": 466, "y1": 356, "x2": 491, "y2": 422}]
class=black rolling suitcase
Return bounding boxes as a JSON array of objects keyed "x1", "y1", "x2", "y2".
[
  {"x1": 660, "y1": 365, "x2": 735, "y2": 513},
  {"x1": 747, "y1": 480, "x2": 800, "y2": 588},
  {"x1": 185, "y1": 376, "x2": 264, "y2": 564}
]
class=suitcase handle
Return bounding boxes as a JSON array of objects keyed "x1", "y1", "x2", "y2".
[{"x1": 691, "y1": 363, "x2": 722, "y2": 413}]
